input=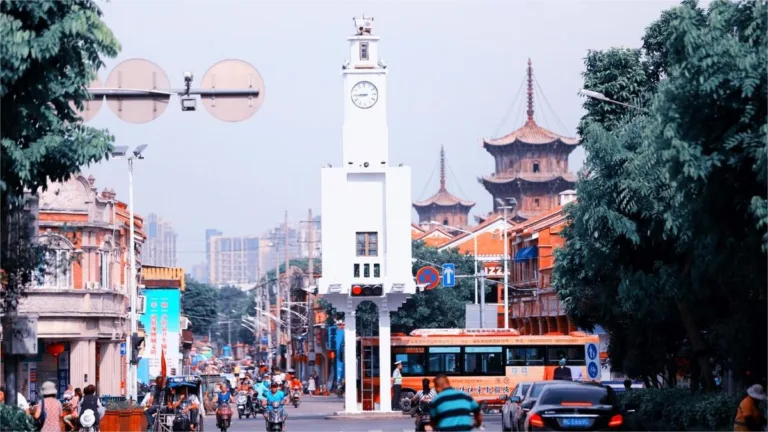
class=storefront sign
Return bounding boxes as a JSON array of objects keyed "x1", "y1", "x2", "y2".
[{"x1": 137, "y1": 289, "x2": 180, "y2": 383}]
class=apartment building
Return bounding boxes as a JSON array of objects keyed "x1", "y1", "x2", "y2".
[
  {"x1": 145, "y1": 213, "x2": 177, "y2": 267},
  {"x1": 207, "y1": 235, "x2": 260, "y2": 286}
]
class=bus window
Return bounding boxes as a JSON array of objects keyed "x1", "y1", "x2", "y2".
[
  {"x1": 506, "y1": 346, "x2": 546, "y2": 366},
  {"x1": 428, "y1": 347, "x2": 461, "y2": 375},
  {"x1": 394, "y1": 353, "x2": 426, "y2": 376},
  {"x1": 547, "y1": 345, "x2": 586, "y2": 366},
  {"x1": 463, "y1": 346, "x2": 504, "y2": 376}
]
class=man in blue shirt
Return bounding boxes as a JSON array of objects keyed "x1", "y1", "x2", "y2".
[
  {"x1": 429, "y1": 374, "x2": 482, "y2": 432},
  {"x1": 263, "y1": 382, "x2": 289, "y2": 411}
]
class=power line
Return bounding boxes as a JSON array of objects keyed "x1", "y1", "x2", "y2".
[{"x1": 493, "y1": 75, "x2": 527, "y2": 137}]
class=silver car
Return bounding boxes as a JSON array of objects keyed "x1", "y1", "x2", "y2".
[{"x1": 501, "y1": 382, "x2": 532, "y2": 431}]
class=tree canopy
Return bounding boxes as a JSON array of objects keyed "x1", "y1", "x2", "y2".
[
  {"x1": 181, "y1": 278, "x2": 219, "y2": 335},
  {"x1": 554, "y1": 0, "x2": 767, "y2": 390}
]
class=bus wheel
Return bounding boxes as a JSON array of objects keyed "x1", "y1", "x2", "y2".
[{"x1": 400, "y1": 391, "x2": 415, "y2": 411}]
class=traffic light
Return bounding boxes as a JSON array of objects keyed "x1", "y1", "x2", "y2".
[
  {"x1": 350, "y1": 284, "x2": 383, "y2": 297},
  {"x1": 130, "y1": 332, "x2": 144, "y2": 365}
]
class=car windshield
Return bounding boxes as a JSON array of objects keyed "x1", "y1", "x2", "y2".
[
  {"x1": 539, "y1": 386, "x2": 615, "y2": 406},
  {"x1": 520, "y1": 384, "x2": 531, "y2": 395}
]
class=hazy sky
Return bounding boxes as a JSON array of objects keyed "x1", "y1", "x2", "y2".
[{"x1": 83, "y1": 0, "x2": 681, "y2": 269}]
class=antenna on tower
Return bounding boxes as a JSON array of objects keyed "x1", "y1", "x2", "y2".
[
  {"x1": 439, "y1": 146, "x2": 447, "y2": 192},
  {"x1": 526, "y1": 58, "x2": 535, "y2": 125}
]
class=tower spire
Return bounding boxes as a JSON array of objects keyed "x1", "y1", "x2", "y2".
[
  {"x1": 526, "y1": 58, "x2": 535, "y2": 125},
  {"x1": 439, "y1": 145, "x2": 446, "y2": 192}
]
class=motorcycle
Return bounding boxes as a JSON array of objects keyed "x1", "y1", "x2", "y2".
[
  {"x1": 236, "y1": 392, "x2": 251, "y2": 419},
  {"x1": 412, "y1": 395, "x2": 434, "y2": 432},
  {"x1": 265, "y1": 401, "x2": 287, "y2": 431},
  {"x1": 290, "y1": 389, "x2": 301, "y2": 408},
  {"x1": 216, "y1": 402, "x2": 233, "y2": 432},
  {"x1": 251, "y1": 394, "x2": 264, "y2": 415}
]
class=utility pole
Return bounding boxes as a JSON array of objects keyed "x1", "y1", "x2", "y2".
[
  {"x1": 307, "y1": 208, "x2": 315, "y2": 382},
  {"x1": 284, "y1": 211, "x2": 292, "y2": 371},
  {"x1": 274, "y1": 237, "x2": 281, "y2": 370}
]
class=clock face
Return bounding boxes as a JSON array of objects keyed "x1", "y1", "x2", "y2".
[{"x1": 351, "y1": 81, "x2": 379, "y2": 109}]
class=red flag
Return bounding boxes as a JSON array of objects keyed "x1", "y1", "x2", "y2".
[{"x1": 158, "y1": 349, "x2": 167, "y2": 387}]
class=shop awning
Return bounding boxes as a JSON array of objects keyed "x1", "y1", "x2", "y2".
[{"x1": 514, "y1": 246, "x2": 539, "y2": 262}]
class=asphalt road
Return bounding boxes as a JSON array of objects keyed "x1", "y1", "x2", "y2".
[{"x1": 202, "y1": 398, "x2": 502, "y2": 432}]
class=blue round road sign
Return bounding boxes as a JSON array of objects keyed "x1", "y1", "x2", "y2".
[
  {"x1": 416, "y1": 266, "x2": 440, "y2": 290},
  {"x1": 587, "y1": 343, "x2": 598, "y2": 361},
  {"x1": 588, "y1": 362, "x2": 600, "y2": 379}
]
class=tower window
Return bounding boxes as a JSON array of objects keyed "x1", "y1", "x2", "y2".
[
  {"x1": 534, "y1": 198, "x2": 540, "y2": 208},
  {"x1": 354, "y1": 263, "x2": 360, "y2": 278},
  {"x1": 443, "y1": 218, "x2": 449, "y2": 226},
  {"x1": 356, "y1": 232, "x2": 378, "y2": 256},
  {"x1": 360, "y1": 42, "x2": 369, "y2": 61},
  {"x1": 533, "y1": 162, "x2": 541, "y2": 173},
  {"x1": 373, "y1": 263, "x2": 380, "y2": 277},
  {"x1": 364, "y1": 264, "x2": 370, "y2": 277}
]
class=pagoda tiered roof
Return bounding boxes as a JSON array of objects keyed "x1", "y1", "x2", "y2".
[
  {"x1": 413, "y1": 146, "x2": 475, "y2": 209},
  {"x1": 479, "y1": 172, "x2": 578, "y2": 186}
]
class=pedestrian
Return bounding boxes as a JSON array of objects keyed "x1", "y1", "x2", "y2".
[
  {"x1": 34, "y1": 381, "x2": 63, "y2": 432},
  {"x1": 307, "y1": 375, "x2": 316, "y2": 397},
  {"x1": 392, "y1": 360, "x2": 404, "y2": 411},
  {"x1": 63, "y1": 387, "x2": 82, "y2": 430},
  {"x1": 429, "y1": 374, "x2": 482, "y2": 432},
  {"x1": 734, "y1": 384, "x2": 766, "y2": 431}
]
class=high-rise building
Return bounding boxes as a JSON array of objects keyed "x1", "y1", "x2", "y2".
[
  {"x1": 207, "y1": 234, "x2": 260, "y2": 286},
  {"x1": 145, "y1": 213, "x2": 177, "y2": 267},
  {"x1": 203, "y1": 229, "x2": 222, "y2": 282}
]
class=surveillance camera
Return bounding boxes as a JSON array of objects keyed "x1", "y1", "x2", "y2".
[
  {"x1": 183, "y1": 71, "x2": 194, "y2": 82},
  {"x1": 364, "y1": 162, "x2": 369, "y2": 168},
  {"x1": 180, "y1": 95, "x2": 196, "y2": 111}
]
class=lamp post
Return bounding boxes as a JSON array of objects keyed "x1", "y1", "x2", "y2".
[
  {"x1": 496, "y1": 197, "x2": 518, "y2": 330},
  {"x1": 429, "y1": 221, "x2": 482, "y2": 327},
  {"x1": 111, "y1": 144, "x2": 148, "y2": 402},
  {"x1": 578, "y1": 89, "x2": 649, "y2": 112}
]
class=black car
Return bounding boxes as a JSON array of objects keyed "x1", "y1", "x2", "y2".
[
  {"x1": 517, "y1": 380, "x2": 583, "y2": 431},
  {"x1": 524, "y1": 383, "x2": 625, "y2": 431},
  {"x1": 501, "y1": 382, "x2": 533, "y2": 431}
]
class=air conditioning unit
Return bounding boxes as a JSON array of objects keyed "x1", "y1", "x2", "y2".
[{"x1": 137, "y1": 295, "x2": 146, "y2": 314}]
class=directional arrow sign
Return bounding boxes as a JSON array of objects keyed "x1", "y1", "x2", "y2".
[{"x1": 442, "y1": 263, "x2": 456, "y2": 288}]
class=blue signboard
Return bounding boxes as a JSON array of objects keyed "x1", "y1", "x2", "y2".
[
  {"x1": 442, "y1": 263, "x2": 456, "y2": 288},
  {"x1": 137, "y1": 289, "x2": 181, "y2": 384},
  {"x1": 120, "y1": 342, "x2": 126, "y2": 356}
]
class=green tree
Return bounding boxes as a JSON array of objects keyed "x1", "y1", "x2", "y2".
[
  {"x1": 182, "y1": 278, "x2": 219, "y2": 336},
  {"x1": 217, "y1": 285, "x2": 255, "y2": 345},
  {"x1": 0, "y1": 0, "x2": 119, "y2": 405},
  {"x1": 554, "y1": 0, "x2": 767, "y2": 391}
]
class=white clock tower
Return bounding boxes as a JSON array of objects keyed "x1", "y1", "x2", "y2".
[{"x1": 319, "y1": 16, "x2": 415, "y2": 414}]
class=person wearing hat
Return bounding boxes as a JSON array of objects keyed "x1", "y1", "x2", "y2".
[
  {"x1": 34, "y1": 381, "x2": 63, "y2": 432},
  {"x1": 735, "y1": 384, "x2": 766, "y2": 431},
  {"x1": 392, "y1": 360, "x2": 404, "y2": 411}
]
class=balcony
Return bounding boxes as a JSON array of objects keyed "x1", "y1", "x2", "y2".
[{"x1": 19, "y1": 288, "x2": 128, "y2": 318}]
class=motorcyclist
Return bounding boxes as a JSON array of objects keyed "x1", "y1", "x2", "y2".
[
  {"x1": 410, "y1": 378, "x2": 437, "y2": 416},
  {"x1": 271, "y1": 367, "x2": 286, "y2": 389},
  {"x1": 262, "y1": 382, "x2": 289, "y2": 431},
  {"x1": 253, "y1": 377, "x2": 268, "y2": 401},
  {"x1": 289, "y1": 376, "x2": 303, "y2": 404}
]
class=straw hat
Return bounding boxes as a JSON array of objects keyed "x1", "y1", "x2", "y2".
[
  {"x1": 747, "y1": 384, "x2": 766, "y2": 401},
  {"x1": 40, "y1": 381, "x2": 57, "y2": 397}
]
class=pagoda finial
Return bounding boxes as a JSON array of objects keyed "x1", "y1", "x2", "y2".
[
  {"x1": 439, "y1": 145, "x2": 447, "y2": 192},
  {"x1": 526, "y1": 58, "x2": 535, "y2": 125}
]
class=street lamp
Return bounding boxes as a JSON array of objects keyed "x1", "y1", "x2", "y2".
[
  {"x1": 430, "y1": 221, "x2": 479, "y2": 303},
  {"x1": 578, "y1": 89, "x2": 649, "y2": 111},
  {"x1": 496, "y1": 197, "x2": 517, "y2": 330},
  {"x1": 111, "y1": 144, "x2": 148, "y2": 402}
]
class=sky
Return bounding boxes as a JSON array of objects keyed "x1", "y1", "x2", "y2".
[{"x1": 82, "y1": 0, "x2": 683, "y2": 269}]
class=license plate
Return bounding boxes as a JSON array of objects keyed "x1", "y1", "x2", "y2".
[{"x1": 561, "y1": 417, "x2": 592, "y2": 427}]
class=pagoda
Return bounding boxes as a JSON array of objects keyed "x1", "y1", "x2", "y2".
[
  {"x1": 479, "y1": 59, "x2": 579, "y2": 221},
  {"x1": 413, "y1": 146, "x2": 475, "y2": 230}
]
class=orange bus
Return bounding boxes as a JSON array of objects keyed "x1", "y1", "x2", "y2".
[{"x1": 357, "y1": 328, "x2": 600, "y2": 410}]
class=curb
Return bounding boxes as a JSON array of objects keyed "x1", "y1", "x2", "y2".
[{"x1": 325, "y1": 411, "x2": 411, "y2": 421}]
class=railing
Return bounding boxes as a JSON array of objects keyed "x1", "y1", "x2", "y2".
[{"x1": 18, "y1": 289, "x2": 127, "y2": 317}]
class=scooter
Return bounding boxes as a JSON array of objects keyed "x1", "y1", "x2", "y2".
[
  {"x1": 236, "y1": 392, "x2": 251, "y2": 419},
  {"x1": 216, "y1": 403, "x2": 233, "y2": 432},
  {"x1": 412, "y1": 395, "x2": 434, "y2": 432},
  {"x1": 251, "y1": 394, "x2": 264, "y2": 415},
  {"x1": 79, "y1": 409, "x2": 97, "y2": 432},
  {"x1": 265, "y1": 401, "x2": 287, "y2": 431},
  {"x1": 290, "y1": 389, "x2": 301, "y2": 408}
]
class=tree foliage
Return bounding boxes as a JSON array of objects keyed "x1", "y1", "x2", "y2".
[
  {"x1": 217, "y1": 285, "x2": 255, "y2": 345},
  {"x1": 182, "y1": 278, "x2": 219, "y2": 335},
  {"x1": 554, "y1": 0, "x2": 767, "y2": 390},
  {"x1": 0, "y1": 0, "x2": 120, "y2": 312}
]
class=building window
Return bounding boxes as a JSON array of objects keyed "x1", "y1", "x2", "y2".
[
  {"x1": 360, "y1": 42, "x2": 369, "y2": 61},
  {"x1": 354, "y1": 263, "x2": 360, "y2": 278},
  {"x1": 43, "y1": 250, "x2": 72, "y2": 289},
  {"x1": 534, "y1": 198, "x2": 540, "y2": 208},
  {"x1": 442, "y1": 218, "x2": 449, "y2": 226},
  {"x1": 364, "y1": 264, "x2": 370, "y2": 278},
  {"x1": 100, "y1": 249, "x2": 111, "y2": 289},
  {"x1": 356, "y1": 232, "x2": 378, "y2": 256},
  {"x1": 373, "y1": 263, "x2": 380, "y2": 278},
  {"x1": 532, "y1": 161, "x2": 541, "y2": 173}
]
